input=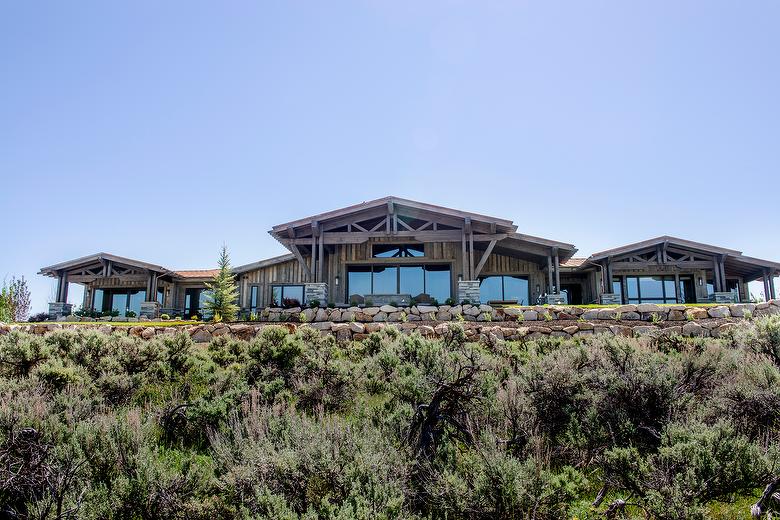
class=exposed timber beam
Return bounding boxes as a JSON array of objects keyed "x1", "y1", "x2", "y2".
[{"x1": 473, "y1": 239, "x2": 497, "y2": 278}]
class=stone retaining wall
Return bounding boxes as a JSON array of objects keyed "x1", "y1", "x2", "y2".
[{"x1": 3, "y1": 299, "x2": 779, "y2": 344}]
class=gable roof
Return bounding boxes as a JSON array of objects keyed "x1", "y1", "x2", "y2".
[
  {"x1": 270, "y1": 196, "x2": 517, "y2": 235},
  {"x1": 582, "y1": 235, "x2": 780, "y2": 281},
  {"x1": 174, "y1": 269, "x2": 220, "y2": 279},
  {"x1": 39, "y1": 252, "x2": 170, "y2": 277},
  {"x1": 233, "y1": 253, "x2": 296, "y2": 274},
  {"x1": 588, "y1": 235, "x2": 742, "y2": 261}
]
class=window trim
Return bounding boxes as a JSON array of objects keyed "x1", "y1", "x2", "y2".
[
  {"x1": 478, "y1": 274, "x2": 530, "y2": 304},
  {"x1": 346, "y1": 264, "x2": 451, "y2": 302},
  {"x1": 270, "y1": 284, "x2": 305, "y2": 308},
  {"x1": 371, "y1": 243, "x2": 425, "y2": 258}
]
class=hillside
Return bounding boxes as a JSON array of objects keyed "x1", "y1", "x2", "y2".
[{"x1": 1, "y1": 317, "x2": 779, "y2": 519}]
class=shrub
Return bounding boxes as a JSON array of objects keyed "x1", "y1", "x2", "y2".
[
  {"x1": 308, "y1": 299, "x2": 320, "y2": 309},
  {"x1": 28, "y1": 312, "x2": 49, "y2": 323},
  {"x1": 125, "y1": 310, "x2": 137, "y2": 318},
  {"x1": 160, "y1": 313, "x2": 171, "y2": 320}
]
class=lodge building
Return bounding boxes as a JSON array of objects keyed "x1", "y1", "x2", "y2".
[{"x1": 40, "y1": 197, "x2": 780, "y2": 319}]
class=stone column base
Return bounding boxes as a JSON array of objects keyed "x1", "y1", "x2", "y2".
[
  {"x1": 48, "y1": 302, "x2": 73, "y2": 321},
  {"x1": 600, "y1": 293, "x2": 622, "y2": 305},
  {"x1": 544, "y1": 293, "x2": 567, "y2": 305},
  {"x1": 712, "y1": 291, "x2": 737, "y2": 304},
  {"x1": 457, "y1": 280, "x2": 480, "y2": 305},
  {"x1": 140, "y1": 301, "x2": 161, "y2": 319},
  {"x1": 304, "y1": 283, "x2": 328, "y2": 306}
]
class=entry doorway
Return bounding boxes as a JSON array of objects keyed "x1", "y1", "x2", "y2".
[{"x1": 561, "y1": 284, "x2": 583, "y2": 305}]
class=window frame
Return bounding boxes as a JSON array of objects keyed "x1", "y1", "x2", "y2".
[
  {"x1": 624, "y1": 275, "x2": 678, "y2": 304},
  {"x1": 270, "y1": 284, "x2": 305, "y2": 308},
  {"x1": 478, "y1": 275, "x2": 530, "y2": 304},
  {"x1": 371, "y1": 243, "x2": 425, "y2": 258},
  {"x1": 346, "y1": 264, "x2": 451, "y2": 302}
]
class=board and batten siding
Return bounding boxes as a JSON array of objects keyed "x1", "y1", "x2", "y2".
[{"x1": 239, "y1": 239, "x2": 551, "y2": 306}]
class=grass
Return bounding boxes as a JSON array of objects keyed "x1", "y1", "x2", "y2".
[
  {"x1": 497, "y1": 302, "x2": 724, "y2": 309},
  {"x1": 18, "y1": 320, "x2": 200, "y2": 327}
]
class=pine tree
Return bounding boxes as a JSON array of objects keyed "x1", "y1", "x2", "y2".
[{"x1": 204, "y1": 245, "x2": 240, "y2": 322}]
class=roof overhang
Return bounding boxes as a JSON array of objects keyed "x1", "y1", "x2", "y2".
[{"x1": 38, "y1": 252, "x2": 171, "y2": 277}]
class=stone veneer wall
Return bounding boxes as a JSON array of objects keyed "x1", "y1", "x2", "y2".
[{"x1": 4, "y1": 300, "x2": 779, "y2": 344}]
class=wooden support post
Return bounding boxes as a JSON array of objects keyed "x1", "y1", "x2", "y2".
[
  {"x1": 58, "y1": 271, "x2": 69, "y2": 303},
  {"x1": 464, "y1": 217, "x2": 474, "y2": 279},
  {"x1": 469, "y1": 232, "x2": 474, "y2": 280},
  {"x1": 553, "y1": 248, "x2": 560, "y2": 294},
  {"x1": 317, "y1": 231, "x2": 324, "y2": 283},
  {"x1": 606, "y1": 258, "x2": 614, "y2": 292},
  {"x1": 461, "y1": 230, "x2": 468, "y2": 280},
  {"x1": 310, "y1": 222, "x2": 318, "y2": 282},
  {"x1": 547, "y1": 255, "x2": 553, "y2": 294},
  {"x1": 674, "y1": 273, "x2": 681, "y2": 303},
  {"x1": 763, "y1": 271, "x2": 771, "y2": 301},
  {"x1": 719, "y1": 256, "x2": 727, "y2": 293},
  {"x1": 713, "y1": 258, "x2": 722, "y2": 293},
  {"x1": 771, "y1": 272, "x2": 777, "y2": 300}
]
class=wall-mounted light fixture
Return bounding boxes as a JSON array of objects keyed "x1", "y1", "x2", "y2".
[
  {"x1": 458, "y1": 274, "x2": 463, "y2": 282},
  {"x1": 698, "y1": 277, "x2": 703, "y2": 287},
  {"x1": 335, "y1": 275, "x2": 340, "y2": 287}
]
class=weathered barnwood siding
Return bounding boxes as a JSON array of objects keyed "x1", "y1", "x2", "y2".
[
  {"x1": 480, "y1": 252, "x2": 547, "y2": 303},
  {"x1": 240, "y1": 239, "x2": 553, "y2": 306}
]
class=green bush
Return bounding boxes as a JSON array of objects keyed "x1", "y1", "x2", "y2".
[{"x1": 0, "y1": 318, "x2": 778, "y2": 518}]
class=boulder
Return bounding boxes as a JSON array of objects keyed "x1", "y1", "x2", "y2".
[
  {"x1": 310, "y1": 321, "x2": 333, "y2": 331},
  {"x1": 582, "y1": 310, "x2": 601, "y2": 320},
  {"x1": 365, "y1": 323, "x2": 385, "y2": 333},
  {"x1": 668, "y1": 310, "x2": 686, "y2": 321},
  {"x1": 686, "y1": 308, "x2": 709, "y2": 320},
  {"x1": 563, "y1": 325, "x2": 579, "y2": 335},
  {"x1": 503, "y1": 307, "x2": 523, "y2": 317},
  {"x1": 314, "y1": 308, "x2": 329, "y2": 322},
  {"x1": 729, "y1": 304, "x2": 756, "y2": 317},
  {"x1": 349, "y1": 322, "x2": 365, "y2": 334},
  {"x1": 632, "y1": 326, "x2": 660, "y2": 337},
  {"x1": 328, "y1": 309, "x2": 342, "y2": 322},
  {"x1": 339, "y1": 311, "x2": 354, "y2": 322},
  {"x1": 682, "y1": 322, "x2": 706, "y2": 337},
  {"x1": 523, "y1": 310, "x2": 538, "y2": 321},
  {"x1": 636, "y1": 303, "x2": 662, "y2": 314},
  {"x1": 379, "y1": 305, "x2": 398, "y2": 313},
  {"x1": 416, "y1": 305, "x2": 438, "y2": 314},
  {"x1": 373, "y1": 312, "x2": 388, "y2": 322},
  {"x1": 707, "y1": 306, "x2": 730, "y2": 319},
  {"x1": 436, "y1": 310, "x2": 452, "y2": 321},
  {"x1": 464, "y1": 305, "x2": 481, "y2": 317},
  {"x1": 609, "y1": 325, "x2": 633, "y2": 337},
  {"x1": 418, "y1": 325, "x2": 435, "y2": 337},
  {"x1": 190, "y1": 328, "x2": 212, "y2": 343},
  {"x1": 141, "y1": 327, "x2": 156, "y2": 339},
  {"x1": 363, "y1": 307, "x2": 381, "y2": 316}
]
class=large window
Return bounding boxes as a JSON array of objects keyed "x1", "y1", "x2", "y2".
[
  {"x1": 93, "y1": 289, "x2": 146, "y2": 317},
  {"x1": 184, "y1": 288, "x2": 211, "y2": 319},
  {"x1": 625, "y1": 276, "x2": 677, "y2": 304},
  {"x1": 372, "y1": 244, "x2": 424, "y2": 258},
  {"x1": 271, "y1": 285, "x2": 304, "y2": 308},
  {"x1": 346, "y1": 264, "x2": 450, "y2": 303},
  {"x1": 249, "y1": 286, "x2": 259, "y2": 312},
  {"x1": 479, "y1": 275, "x2": 529, "y2": 304}
]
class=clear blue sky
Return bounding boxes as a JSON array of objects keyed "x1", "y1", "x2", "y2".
[{"x1": 1, "y1": 1, "x2": 778, "y2": 313}]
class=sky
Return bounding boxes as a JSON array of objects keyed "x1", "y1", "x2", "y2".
[{"x1": 1, "y1": 0, "x2": 778, "y2": 314}]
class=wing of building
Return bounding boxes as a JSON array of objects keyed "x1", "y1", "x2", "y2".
[{"x1": 39, "y1": 196, "x2": 780, "y2": 319}]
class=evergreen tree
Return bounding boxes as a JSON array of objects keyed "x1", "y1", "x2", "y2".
[{"x1": 204, "y1": 245, "x2": 240, "y2": 322}]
